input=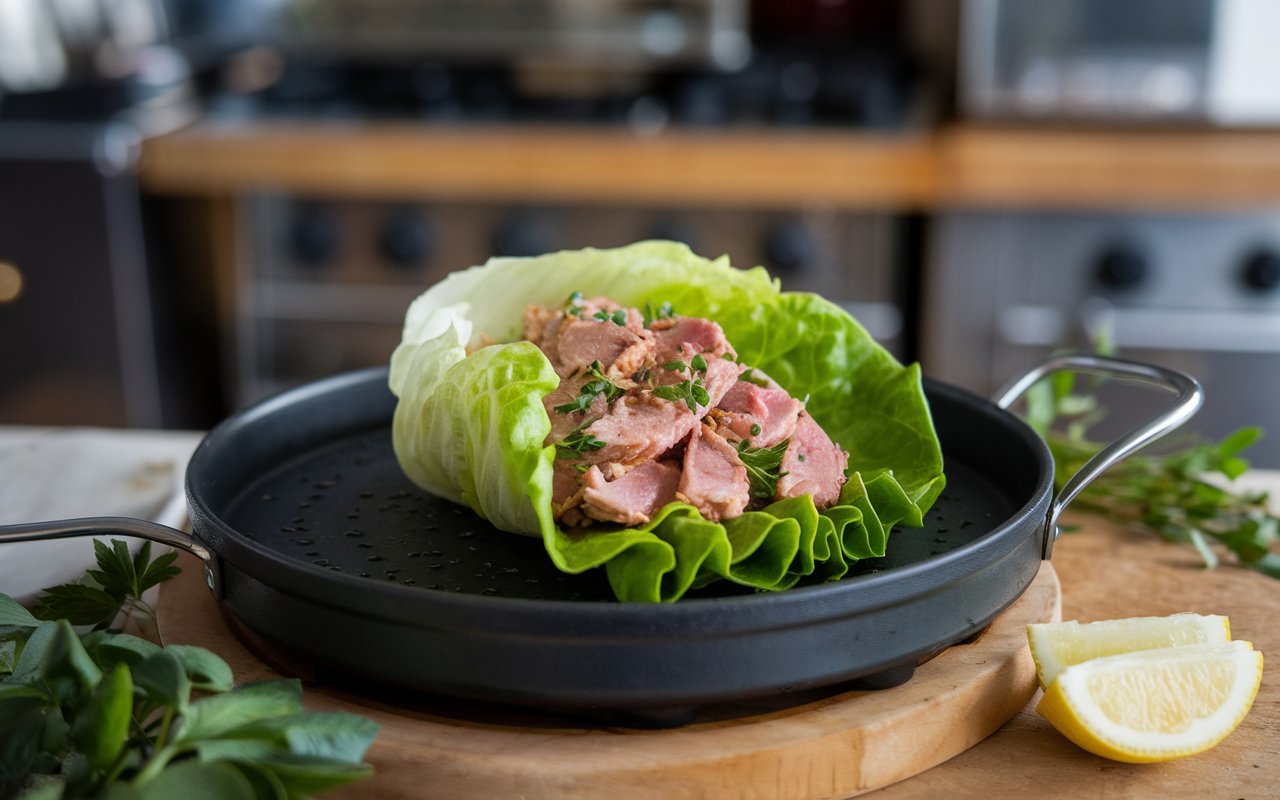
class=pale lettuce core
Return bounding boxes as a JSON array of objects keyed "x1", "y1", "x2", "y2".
[{"x1": 389, "y1": 241, "x2": 945, "y2": 602}]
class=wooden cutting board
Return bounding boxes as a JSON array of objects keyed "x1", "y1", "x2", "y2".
[{"x1": 156, "y1": 556, "x2": 1060, "y2": 800}]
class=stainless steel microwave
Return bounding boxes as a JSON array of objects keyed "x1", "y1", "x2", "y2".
[{"x1": 960, "y1": 0, "x2": 1280, "y2": 125}]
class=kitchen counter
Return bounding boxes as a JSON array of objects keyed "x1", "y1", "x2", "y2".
[{"x1": 2, "y1": 426, "x2": 1277, "y2": 798}]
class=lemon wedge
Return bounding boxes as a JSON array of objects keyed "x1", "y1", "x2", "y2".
[
  {"x1": 1036, "y1": 641, "x2": 1263, "y2": 763},
  {"x1": 1028, "y1": 613, "x2": 1230, "y2": 688}
]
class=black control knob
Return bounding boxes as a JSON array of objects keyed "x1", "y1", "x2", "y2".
[
  {"x1": 493, "y1": 214, "x2": 557, "y2": 258},
  {"x1": 1241, "y1": 249, "x2": 1280, "y2": 292},
  {"x1": 764, "y1": 221, "x2": 816, "y2": 274},
  {"x1": 289, "y1": 203, "x2": 340, "y2": 269},
  {"x1": 379, "y1": 207, "x2": 433, "y2": 269},
  {"x1": 1094, "y1": 245, "x2": 1148, "y2": 290}
]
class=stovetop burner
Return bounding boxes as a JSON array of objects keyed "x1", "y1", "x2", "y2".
[{"x1": 206, "y1": 45, "x2": 916, "y2": 129}]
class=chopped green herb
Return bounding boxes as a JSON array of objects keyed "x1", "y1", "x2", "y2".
[
  {"x1": 736, "y1": 439, "x2": 791, "y2": 499},
  {"x1": 557, "y1": 423, "x2": 607, "y2": 457},
  {"x1": 574, "y1": 463, "x2": 592, "y2": 473},
  {"x1": 662, "y1": 359, "x2": 686, "y2": 372},
  {"x1": 750, "y1": 423, "x2": 762, "y2": 436},
  {"x1": 798, "y1": 454, "x2": 806, "y2": 462},
  {"x1": 564, "y1": 290, "x2": 585, "y2": 316},
  {"x1": 592, "y1": 309, "x2": 628, "y2": 326},
  {"x1": 653, "y1": 376, "x2": 710, "y2": 412},
  {"x1": 690, "y1": 354, "x2": 708, "y2": 372},
  {"x1": 553, "y1": 361, "x2": 625, "y2": 414},
  {"x1": 642, "y1": 301, "x2": 675, "y2": 326}
]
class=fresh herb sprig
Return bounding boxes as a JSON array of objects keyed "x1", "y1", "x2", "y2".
[
  {"x1": 653, "y1": 378, "x2": 710, "y2": 412},
  {"x1": 0, "y1": 544, "x2": 378, "y2": 799},
  {"x1": 1026, "y1": 369, "x2": 1280, "y2": 578},
  {"x1": 31, "y1": 540, "x2": 179, "y2": 634},
  {"x1": 556, "y1": 422, "x2": 607, "y2": 457},
  {"x1": 736, "y1": 438, "x2": 791, "y2": 500},
  {"x1": 642, "y1": 301, "x2": 675, "y2": 327},
  {"x1": 553, "y1": 361, "x2": 624, "y2": 414}
]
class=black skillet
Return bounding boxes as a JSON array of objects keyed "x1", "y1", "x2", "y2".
[{"x1": 0, "y1": 355, "x2": 1201, "y2": 717}]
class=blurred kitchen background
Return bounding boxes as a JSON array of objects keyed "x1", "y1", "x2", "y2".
[{"x1": 5, "y1": 0, "x2": 1280, "y2": 463}]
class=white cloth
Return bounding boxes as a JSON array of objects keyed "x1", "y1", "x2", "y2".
[{"x1": 0, "y1": 426, "x2": 200, "y2": 604}]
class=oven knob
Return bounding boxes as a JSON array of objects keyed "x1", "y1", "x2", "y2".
[
  {"x1": 764, "y1": 222, "x2": 815, "y2": 273},
  {"x1": 379, "y1": 208, "x2": 433, "y2": 269},
  {"x1": 493, "y1": 214, "x2": 557, "y2": 258},
  {"x1": 289, "y1": 203, "x2": 340, "y2": 269},
  {"x1": 1241, "y1": 250, "x2": 1280, "y2": 292},
  {"x1": 1094, "y1": 245, "x2": 1148, "y2": 290}
]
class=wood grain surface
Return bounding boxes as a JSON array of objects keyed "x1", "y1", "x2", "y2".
[
  {"x1": 156, "y1": 558, "x2": 1058, "y2": 799},
  {"x1": 141, "y1": 121, "x2": 1280, "y2": 210},
  {"x1": 139, "y1": 121, "x2": 934, "y2": 210},
  {"x1": 155, "y1": 510, "x2": 1280, "y2": 799}
]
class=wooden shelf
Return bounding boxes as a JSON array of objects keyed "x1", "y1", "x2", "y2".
[
  {"x1": 935, "y1": 126, "x2": 1280, "y2": 211},
  {"x1": 139, "y1": 120, "x2": 1280, "y2": 210},
  {"x1": 139, "y1": 120, "x2": 934, "y2": 210}
]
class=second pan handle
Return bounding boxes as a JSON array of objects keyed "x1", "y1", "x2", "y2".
[
  {"x1": 995, "y1": 354, "x2": 1204, "y2": 559},
  {"x1": 0, "y1": 517, "x2": 222, "y2": 597}
]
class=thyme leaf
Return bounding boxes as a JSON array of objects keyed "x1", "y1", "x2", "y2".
[
  {"x1": 556, "y1": 423, "x2": 607, "y2": 457},
  {"x1": 553, "y1": 361, "x2": 625, "y2": 414},
  {"x1": 653, "y1": 377, "x2": 710, "y2": 412},
  {"x1": 736, "y1": 439, "x2": 791, "y2": 500}
]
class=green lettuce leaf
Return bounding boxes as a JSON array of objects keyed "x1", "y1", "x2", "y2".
[{"x1": 389, "y1": 241, "x2": 945, "y2": 602}]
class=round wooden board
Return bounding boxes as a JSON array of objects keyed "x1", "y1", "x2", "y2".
[{"x1": 157, "y1": 556, "x2": 1060, "y2": 800}]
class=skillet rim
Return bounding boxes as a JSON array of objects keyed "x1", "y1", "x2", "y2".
[{"x1": 184, "y1": 367, "x2": 1054, "y2": 634}]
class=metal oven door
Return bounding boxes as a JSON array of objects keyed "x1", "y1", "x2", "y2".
[{"x1": 923, "y1": 209, "x2": 1280, "y2": 467}]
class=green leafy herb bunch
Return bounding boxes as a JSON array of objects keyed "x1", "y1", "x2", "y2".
[{"x1": 0, "y1": 540, "x2": 378, "y2": 800}]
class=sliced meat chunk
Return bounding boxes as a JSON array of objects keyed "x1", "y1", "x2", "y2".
[
  {"x1": 523, "y1": 304, "x2": 560, "y2": 346},
  {"x1": 557, "y1": 316, "x2": 651, "y2": 376},
  {"x1": 552, "y1": 459, "x2": 586, "y2": 511},
  {"x1": 775, "y1": 412, "x2": 849, "y2": 508},
  {"x1": 653, "y1": 316, "x2": 733, "y2": 363},
  {"x1": 584, "y1": 394, "x2": 699, "y2": 468},
  {"x1": 716, "y1": 381, "x2": 803, "y2": 448},
  {"x1": 677, "y1": 424, "x2": 750, "y2": 522},
  {"x1": 581, "y1": 460, "x2": 682, "y2": 526},
  {"x1": 541, "y1": 373, "x2": 598, "y2": 441},
  {"x1": 701, "y1": 356, "x2": 744, "y2": 410}
]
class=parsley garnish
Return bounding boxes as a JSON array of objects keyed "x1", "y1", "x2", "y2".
[
  {"x1": 557, "y1": 422, "x2": 607, "y2": 457},
  {"x1": 3, "y1": 541, "x2": 377, "y2": 798},
  {"x1": 553, "y1": 361, "x2": 625, "y2": 414},
  {"x1": 736, "y1": 438, "x2": 791, "y2": 499},
  {"x1": 593, "y1": 309, "x2": 628, "y2": 326},
  {"x1": 662, "y1": 359, "x2": 686, "y2": 372},
  {"x1": 690, "y1": 353, "x2": 708, "y2": 372},
  {"x1": 31, "y1": 539, "x2": 178, "y2": 630},
  {"x1": 653, "y1": 377, "x2": 711, "y2": 412},
  {"x1": 643, "y1": 301, "x2": 675, "y2": 326}
]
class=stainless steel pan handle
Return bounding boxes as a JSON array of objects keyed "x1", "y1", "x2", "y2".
[
  {"x1": 0, "y1": 517, "x2": 222, "y2": 597},
  {"x1": 995, "y1": 354, "x2": 1204, "y2": 559}
]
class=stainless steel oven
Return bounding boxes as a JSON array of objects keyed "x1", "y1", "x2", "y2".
[
  {"x1": 231, "y1": 195, "x2": 909, "y2": 406},
  {"x1": 923, "y1": 210, "x2": 1280, "y2": 467},
  {"x1": 960, "y1": 0, "x2": 1280, "y2": 125}
]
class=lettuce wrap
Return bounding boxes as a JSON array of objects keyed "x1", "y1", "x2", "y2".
[{"x1": 389, "y1": 241, "x2": 945, "y2": 602}]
